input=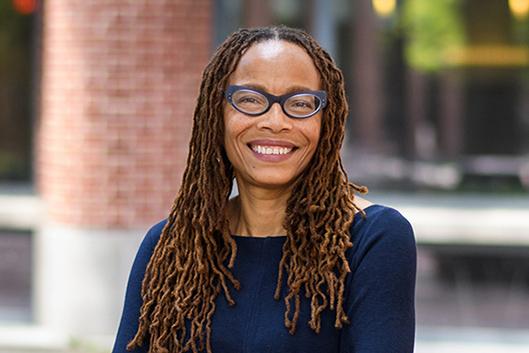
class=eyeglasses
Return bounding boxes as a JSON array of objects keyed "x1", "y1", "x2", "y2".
[{"x1": 225, "y1": 85, "x2": 327, "y2": 119}]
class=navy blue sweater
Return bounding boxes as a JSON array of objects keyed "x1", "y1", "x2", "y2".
[{"x1": 113, "y1": 204, "x2": 416, "y2": 353}]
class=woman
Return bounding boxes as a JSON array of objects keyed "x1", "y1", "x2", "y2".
[{"x1": 113, "y1": 26, "x2": 416, "y2": 353}]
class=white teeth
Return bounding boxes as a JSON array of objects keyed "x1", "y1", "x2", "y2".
[{"x1": 251, "y1": 145, "x2": 293, "y2": 155}]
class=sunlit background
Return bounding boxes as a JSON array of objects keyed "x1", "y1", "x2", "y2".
[{"x1": 0, "y1": 0, "x2": 528, "y2": 352}]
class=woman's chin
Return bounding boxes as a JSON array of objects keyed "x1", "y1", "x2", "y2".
[{"x1": 240, "y1": 173, "x2": 298, "y2": 191}]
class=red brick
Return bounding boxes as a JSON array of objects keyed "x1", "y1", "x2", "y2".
[{"x1": 37, "y1": 0, "x2": 212, "y2": 229}]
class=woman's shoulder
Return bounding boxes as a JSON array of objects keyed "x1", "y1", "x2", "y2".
[
  {"x1": 146, "y1": 219, "x2": 168, "y2": 240},
  {"x1": 358, "y1": 203, "x2": 413, "y2": 231},
  {"x1": 136, "y1": 219, "x2": 168, "y2": 258},
  {"x1": 354, "y1": 196, "x2": 411, "y2": 226},
  {"x1": 354, "y1": 196, "x2": 413, "y2": 228},
  {"x1": 349, "y1": 203, "x2": 416, "y2": 262}
]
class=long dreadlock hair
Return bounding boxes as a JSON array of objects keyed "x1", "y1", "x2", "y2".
[{"x1": 127, "y1": 25, "x2": 367, "y2": 353}]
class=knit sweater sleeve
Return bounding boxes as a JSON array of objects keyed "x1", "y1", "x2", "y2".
[
  {"x1": 339, "y1": 207, "x2": 417, "y2": 353},
  {"x1": 112, "y1": 220, "x2": 166, "y2": 353}
]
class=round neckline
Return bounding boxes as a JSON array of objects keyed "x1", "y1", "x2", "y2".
[{"x1": 231, "y1": 204, "x2": 380, "y2": 239}]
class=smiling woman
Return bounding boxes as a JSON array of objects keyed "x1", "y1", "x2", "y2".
[{"x1": 112, "y1": 26, "x2": 416, "y2": 353}]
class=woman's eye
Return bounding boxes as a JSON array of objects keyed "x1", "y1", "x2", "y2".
[
  {"x1": 239, "y1": 96, "x2": 259, "y2": 104},
  {"x1": 296, "y1": 101, "x2": 311, "y2": 107},
  {"x1": 291, "y1": 100, "x2": 314, "y2": 109},
  {"x1": 234, "y1": 93, "x2": 265, "y2": 106}
]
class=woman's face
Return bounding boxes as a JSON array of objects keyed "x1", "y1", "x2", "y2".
[{"x1": 223, "y1": 40, "x2": 322, "y2": 190}]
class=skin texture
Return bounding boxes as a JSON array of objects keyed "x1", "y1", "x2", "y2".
[{"x1": 223, "y1": 40, "x2": 323, "y2": 237}]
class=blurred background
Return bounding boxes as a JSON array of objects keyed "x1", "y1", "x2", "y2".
[{"x1": 0, "y1": 0, "x2": 528, "y2": 352}]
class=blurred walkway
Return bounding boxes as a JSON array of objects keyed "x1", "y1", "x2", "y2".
[{"x1": 416, "y1": 326, "x2": 529, "y2": 353}]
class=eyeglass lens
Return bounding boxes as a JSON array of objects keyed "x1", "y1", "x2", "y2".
[{"x1": 231, "y1": 89, "x2": 322, "y2": 118}]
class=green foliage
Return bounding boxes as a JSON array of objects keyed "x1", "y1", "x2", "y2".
[
  {"x1": 0, "y1": 1, "x2": 34, "y2": 182},
  {"x1": 0, "y1": 1, "x2": 33, "y2": 67},
  {"x1": 0, "y1": 150, "x2": 28, "y2": 180},
  {"x1": 512, "y1": 13, "x2": 529, "y2": 44},
  {"x1": 401, "y1": 0, "x2": 465, "y2": 72}
]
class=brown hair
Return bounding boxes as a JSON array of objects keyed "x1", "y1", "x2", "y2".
[{"x1": 127, "y1": 25, "x2": 367, "y2": 353}]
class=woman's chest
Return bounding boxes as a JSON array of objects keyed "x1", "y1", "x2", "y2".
[{"x1": 209, "y1": 239, "x2": 342, "y2": 353}]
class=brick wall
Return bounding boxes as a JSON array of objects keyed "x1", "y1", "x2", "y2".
[{"x1": 37, "y1": 0, "x2": 212, "y2": 228}]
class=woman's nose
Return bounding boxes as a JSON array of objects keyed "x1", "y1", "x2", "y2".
[{"x1": 256, "y1": 102, "x2": 293, "y2": 132}]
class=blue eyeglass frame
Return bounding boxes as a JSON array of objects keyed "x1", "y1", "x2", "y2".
[{"x1": 224, "y1": 85, "x2": 328, "y2": 119}]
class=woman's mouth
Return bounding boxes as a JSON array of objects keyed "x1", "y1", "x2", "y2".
[
  {"x1": 247, "y1": 140, "x2": 298, "y2": 162},
  {"x1": 250, "y1": 145, "x2": 293, "y2": 155}
]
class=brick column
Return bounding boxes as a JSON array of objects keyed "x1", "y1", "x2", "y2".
[
  {"x1": 38, "y1": 0, "x2": 211, "y2": 228},
  {"x1": 35, "y1": 0, "x2": 212, "y2": 343}
]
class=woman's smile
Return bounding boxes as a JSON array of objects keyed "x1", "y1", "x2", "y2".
[{"x1": 247, "y1": 139, "x2": 298, "y2": 162}]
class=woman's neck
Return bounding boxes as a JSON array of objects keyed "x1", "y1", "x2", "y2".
[{"x1": 227, "y1": 182, "x2": 291, "y2": 237}]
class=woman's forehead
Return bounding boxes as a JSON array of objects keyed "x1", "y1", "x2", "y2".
[
  {"x1": 229, "y1": 40, "x2": 321, "y2": 92},
  {"x1": 247, "y1": 40, "x2": 288, "y2": 60}
]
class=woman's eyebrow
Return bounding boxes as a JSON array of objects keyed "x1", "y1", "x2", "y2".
[{"x1": 237, "y1": 83, "x2": 319, "y2": 94}]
